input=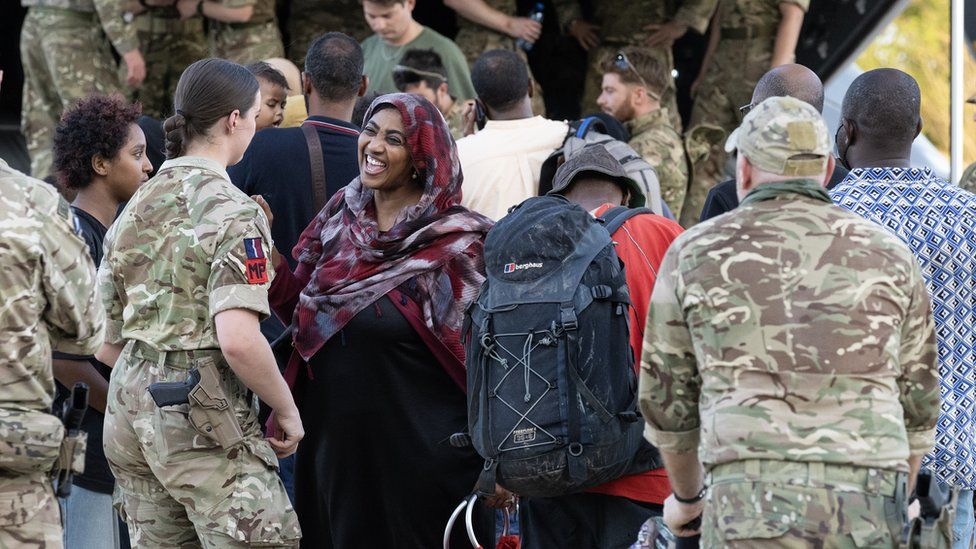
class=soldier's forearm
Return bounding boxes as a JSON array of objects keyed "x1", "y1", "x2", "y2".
[
  {"x1": 203, "y1": 2, "x2": 253, "y2": 23},
  {"x1": 443, "y1": 0, "x2": 509, "y2": 35},
  {"x1": 661, "y1": 449, "x2": 705, "y2": 498},
  {"x1": 52, "y1": 359, "x2": 109, "y2": 413},
  {"x1": 908, "y1": 455, "x2": 923, "y2": 494},
  {"x1": 771, "y1": 3, "x2": 805, "y2": 67},
  {"x1": 95, "y1": 342, "x2": 125, "y2": 368}
]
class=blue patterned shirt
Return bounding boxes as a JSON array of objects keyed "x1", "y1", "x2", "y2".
[{"x1": 831, "y1": 167, "x2": 976, "y2": 489}]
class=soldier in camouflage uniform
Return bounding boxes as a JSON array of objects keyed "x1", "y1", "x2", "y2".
[
  {"x1": 0, "y1": 158, "x2": 105, "y2": 548},
  {"x1": 176, "y1": 0, "x2": 284, "y2": 63},
  {"x1": 98, "y1": 59, "x2": 302, "y2": 547},
  {"x1": 597, "y1": 46, "x2": 688, "y2": 215},
  {"x1": 20, "y1": 0, "x2": 143, "y2": 179},
  {"x1": 287, "y1": 0, "x2": 371, "y2": 68},
  {"x1": 640, "y1": 97, "x2": 941, "y2": 547},
  {"x1": 553, "y1": 0, "x2": 717, "y2": 130},
  {"x1": 681, "y1": 0, "x2": 808, "y2": 227},
  {"x1": 127, "y1": 0, "x2": 206, "y2": 119}
]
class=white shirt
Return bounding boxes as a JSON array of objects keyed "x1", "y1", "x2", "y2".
[{"x1": 457, "y1": 116, "x2": 569, "y2": 221}]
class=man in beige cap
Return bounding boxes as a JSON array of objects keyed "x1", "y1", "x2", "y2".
[{"x1": 640, "y1": 95, "x2": 940, "y2": 547}]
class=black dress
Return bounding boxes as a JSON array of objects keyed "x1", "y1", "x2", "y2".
[{"x1": 294, "y1": 295, "x2": 493, "y2": 548}]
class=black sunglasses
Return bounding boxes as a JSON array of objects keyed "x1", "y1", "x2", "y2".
[{"x1": 614, "y1": 51, "x2": 651, "y2": 91}]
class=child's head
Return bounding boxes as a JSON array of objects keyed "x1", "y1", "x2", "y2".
[{"x1": 246, "y1": 61, "x2": 289, "y2": 130}]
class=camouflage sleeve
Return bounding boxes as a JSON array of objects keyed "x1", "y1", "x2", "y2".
[
  {"x1": 216, "y1": 0, "x2": 258, "y2": 9},
  {"x1": 551, "y1": 0, "x2": 581, "y2": 32},
  {"x1": 638, "y1": 242, "x2": 702, "y2": 454},
  {"x1": 41, "y1": 195, "x2": 105, "y2": 356},
  {"x1": 779, "y1": 0, "x2": 809, "y2": 11},
  {"x1": 632, "y1": 131, "x2": 690, "y2": 216},
  {"x1": 208, "y1": 215, "x2": 274, "y2": 320},
  {"x1": 93, "y1": 0, "x2": 139, "y2": 54},
  {"x1": 98, "y1": 230, "x2": 124, "y2": 345},
  {"x1": 673, "y1": 0, "x2": 719, "y2": 34},
  {"x1": 898, "y1": 260, "x2": 940, "y2": 456}
]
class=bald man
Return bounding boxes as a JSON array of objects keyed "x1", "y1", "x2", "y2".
[
  {"x1": 699, "y1": 63, "x2": 848, "y2": 221},
  {"x1": 831, "y1": 68, "x2": 974, "y2": 549}
]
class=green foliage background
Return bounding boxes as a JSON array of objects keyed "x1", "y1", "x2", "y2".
[{"x1": 857, "y1": 0, "x2": 967, "y2": 162}]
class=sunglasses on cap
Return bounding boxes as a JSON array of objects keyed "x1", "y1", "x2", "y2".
[
  {"x1": 739, "y1": 102, "x2": 754, "y2": 115},
  {"x1": 392, "y1": 65, "x2": 447, "y2": 84},
  {"x1": 613, "y1": 51, "x2": 661, "y2": 101}
]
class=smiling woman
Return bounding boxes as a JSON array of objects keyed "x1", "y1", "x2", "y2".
[{"x1": 264, "y1": 93, "x2": 498, "y2": 548}]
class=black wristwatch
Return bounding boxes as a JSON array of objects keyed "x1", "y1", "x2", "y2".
[
  {"x1": 196, "y1": 0, "x2": 205, "y2": 16},
  {"x1": 673, "y1": 486, "x2": 707, "y2": 504}
]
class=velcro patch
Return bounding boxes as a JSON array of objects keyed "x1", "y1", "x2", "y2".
[{"x1": 243, "y1": 238, "x2": 268, "y2": 284}]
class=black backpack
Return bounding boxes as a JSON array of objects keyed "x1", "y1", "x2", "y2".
[{"x1": 461, "y1": 195, "x2": 660, "y2": 498}]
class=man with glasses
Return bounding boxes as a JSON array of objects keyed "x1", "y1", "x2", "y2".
[
  {"x1": 699, "y1": 63, "x2": 848, "y2": 222},
  {"x1": 392, "y1": 48, "x2": 467, "y2": 139},
  {"x1": 598, "y1": 46, "x2": 689, "y2": 216}
]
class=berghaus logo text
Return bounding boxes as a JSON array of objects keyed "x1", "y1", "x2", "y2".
[{"x1": 503, "y1": 262, "x2": 543, "y2": 273}]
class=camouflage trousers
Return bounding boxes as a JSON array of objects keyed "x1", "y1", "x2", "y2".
[
  {"x1": 210, "y1": 20, "x2": 285, "y2": 65},
  {"x1": 19, "y1": 7, "x2": 122, "y2": 180},
  {"x1": 583, "y1": 44, "x2": 681, "y2": 133},
  {"x1": 702, "y1": 459, "x2": 906, "y2": 548},
  {"x1": 0, "y1": 472, "x2": 63, "y2": 549},
  {"x1": 104, "y1": 342, "x2": 301, "y2": 548},
  {"x1": 129, "y1": 14, "x2": 206, "y2": 120},
  {"x1": 680, "y1": 38, "x2": 776, "y2": 227}
]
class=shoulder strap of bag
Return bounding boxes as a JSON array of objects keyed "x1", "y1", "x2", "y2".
[
  {"x1": 598, "y1": 206, "x2": 653, "y2": 235},
  {"x1": 301, "y1": 123, "x2": 329, "y2": 212}
]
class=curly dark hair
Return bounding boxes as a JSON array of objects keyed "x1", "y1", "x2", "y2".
[{"x1": 53, "y1": 94, "x2": 142, "y2": 190}]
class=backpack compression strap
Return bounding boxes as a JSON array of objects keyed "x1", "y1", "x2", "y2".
[{"x1": 598, "y1": 206, "x2": 653, "y2": 235}]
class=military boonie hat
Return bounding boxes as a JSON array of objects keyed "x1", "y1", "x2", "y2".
[
  {"x1": 724, "y1": 96, "x2": 831, "y2": 177},
  {"x1": 547, "y1": 145, "x2": 646, "y2": 208}
]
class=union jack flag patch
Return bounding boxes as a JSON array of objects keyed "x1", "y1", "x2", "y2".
[{"x1": 243, "y1": 237, "x2": 269, "y2": 284}]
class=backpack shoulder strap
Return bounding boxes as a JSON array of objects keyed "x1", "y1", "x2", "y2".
[
  {"x1": 301, "y1": 123, "x2": 329, "y2": 212},
  {"x1": 598, "y1": 206, "x2": 653, "y2": 235}
]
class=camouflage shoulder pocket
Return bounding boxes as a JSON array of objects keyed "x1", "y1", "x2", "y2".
[{"x1": 0, "y1": 409, "x2": 64, "y2": 474}]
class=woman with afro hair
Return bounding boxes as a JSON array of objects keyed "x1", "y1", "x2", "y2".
[{"x1": 51, "y1": 92, "x2": 151, "y2": 549}]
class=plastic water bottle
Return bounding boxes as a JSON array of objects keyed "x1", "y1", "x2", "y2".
[{"x1": 516, "y1": 3, "x2": 545, "y2": 52}]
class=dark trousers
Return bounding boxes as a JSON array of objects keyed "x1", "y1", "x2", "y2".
[{"x1": 520, "y1": 492, "x2": 661, "y2": 549}]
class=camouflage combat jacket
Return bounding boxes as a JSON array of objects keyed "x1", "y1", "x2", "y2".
[
  {"x1": 99, "y1": 156, "x2": 274, "y2": 350},
  {"x1": 0, "y1": 159, "x2": 104, "y2": 412},
  {"x1": 639, "y1": 179, "x2": 940, "y2": 472}
]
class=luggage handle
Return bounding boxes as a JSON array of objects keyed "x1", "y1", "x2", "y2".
[{"x1": 444, "y1": 494, "x2": 482, "y2": 549}]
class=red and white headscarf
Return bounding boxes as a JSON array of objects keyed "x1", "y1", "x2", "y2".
[{"x1": 290, "y1": 93, "x2": 492, "y2": 362}]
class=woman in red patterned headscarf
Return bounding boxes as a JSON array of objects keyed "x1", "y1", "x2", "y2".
[{"x1": 263, "y1": 93, "x2": 495, "y2": 547}]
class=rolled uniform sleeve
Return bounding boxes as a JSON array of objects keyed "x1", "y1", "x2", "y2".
[
  {"x1": 898, "y1": 261, "x2": 940, "y2": 456},
  {"x1": 98, "y1": 231, "x2": 124, "y2": 345},
  {"x1": 93, "y1": 0, "x2": 138, "y2": 55},
  {"x1": 673, "y1": 0, "x2": 718, "y2": 35},
  {"x1": 208, "y1": 217, "x2": 275, "y2": 320},
  {"x1": 780, "y1": 0, "x2": 809, "y2": 12},
  {"x1": 42, "y1": 198, "x2": 105, "y2": 356},
  {"x1": 638, "y1": 244, "x2": 702, "y2": 454}
]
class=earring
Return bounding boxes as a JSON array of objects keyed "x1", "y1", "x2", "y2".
[{"x1": 412, "y1": 171, "x2": 419, "y2": 180}]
